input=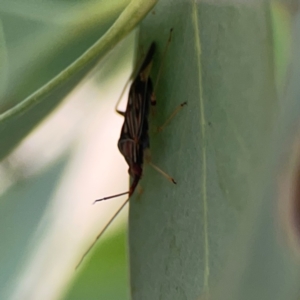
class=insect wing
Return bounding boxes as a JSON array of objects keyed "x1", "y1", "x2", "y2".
[
  {"x1": 118, "y1": 138, "x2": 141, "y2": 168},
  {"x1": 125, "y1": 83, "x2": 147, "y2": 140},
  {"x1": 118, "y1": 82, "x2": 147, "y2": 166}
]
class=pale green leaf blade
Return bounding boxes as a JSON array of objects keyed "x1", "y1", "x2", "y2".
[{"x1": 129, "y1": 1, "x2": 278, "y2": 299}]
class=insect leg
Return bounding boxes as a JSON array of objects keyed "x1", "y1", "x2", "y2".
[
  {"x1": 115, "y1": 78, "x2": 131, "y2": 116},
  {"x1": 150, "y1": 29, "x2": 173, "y2": 115},
  {"x1": 76, "y1": 198, "x2": 129, "y2": 269},
  {"x1": 153, "y1": 28, "x2": 173, "y2": 95},
  {"x1": 149, "y1": 161, "x2": 177, "y2": 184},
  {"x1": 157, "y1": 102, "x2": 187, "y2": 132},
  {"x1": 144, "y1": 149, "x2": 176, "y2": 184},
  {"x1": 116, "y1": 45, "x2": 153, "y2": 115}
]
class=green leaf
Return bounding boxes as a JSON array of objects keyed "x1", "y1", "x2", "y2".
[{"x1": 129, "y1": 1, "x2": 278, "y2": 299}]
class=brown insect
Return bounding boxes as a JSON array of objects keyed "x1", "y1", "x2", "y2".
[{"x1": 76, "y1": 30, "x2": 186, "y2": 268}]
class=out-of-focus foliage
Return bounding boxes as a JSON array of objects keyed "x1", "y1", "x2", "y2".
[
  {"x1": 0, "y1": 0, "x2": 128, "y2": 159},
  {"x1": 0, "y1": 0, "x2": 157, "y2": 160},
  {"x1": 63, "y1": 228, "x2": 129, "y2": 300}
]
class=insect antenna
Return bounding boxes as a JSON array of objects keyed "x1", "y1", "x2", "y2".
[
  {"x1": 153, "y1": 28, "x2": 173, "y2": 94},
  {"x1": 76, "y1": 198, "x2": 129, "y2": 269},
  {"x1": 94, "y1": 191, "x2": 129, "y2": 203}
]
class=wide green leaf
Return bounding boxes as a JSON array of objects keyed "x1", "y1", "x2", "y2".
[{"x1": 129, "y1": 1, "x2": 279, "y2": 299}]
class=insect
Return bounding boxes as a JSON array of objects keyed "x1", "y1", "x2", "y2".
[
  {"x1": 76, "y1": 30, "x2": 186, "y2": 268},
  {"x1": 97, "y1": 42, "x2": 162, "y2": 202}
]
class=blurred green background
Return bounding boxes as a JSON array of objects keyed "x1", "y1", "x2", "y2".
[{"x1": 0, "y1": 0, "x2": 133, "y2": 299}]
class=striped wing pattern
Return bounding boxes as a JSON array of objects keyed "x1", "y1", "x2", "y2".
[{"x1": 118, "y1": 76, "x2": 152, "y2": 168}]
